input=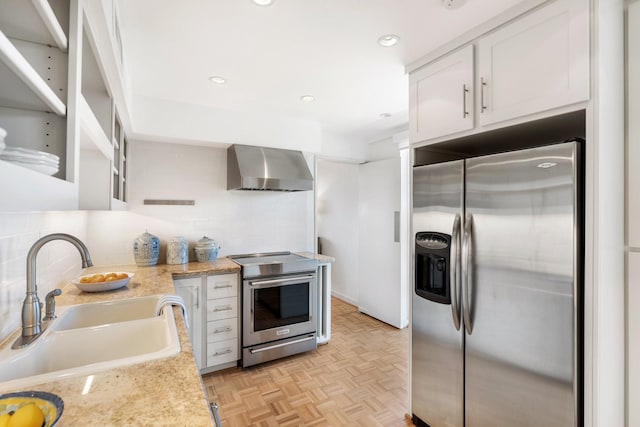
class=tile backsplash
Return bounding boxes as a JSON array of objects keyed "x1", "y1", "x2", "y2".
[{"x1": 0, "y1": 211, "x2": 89, "y2": 342}]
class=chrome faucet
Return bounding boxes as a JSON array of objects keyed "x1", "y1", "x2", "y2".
[{"x1": 12, "y1": 233, "x2": 93, "y2": 349}]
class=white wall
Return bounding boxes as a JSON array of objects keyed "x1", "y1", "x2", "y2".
[
  {"x1": 85, "y1": 140, "x2": 315, "y2": 266},
  {"x1": 131, "y1": 95, "x2": 323, "y2": 153},
  {"x1": 0, "y1": 211, "x2": 89, "y2": 342},
  {"x1": 316, "y1": 160, "x2": 359, "y2": 304}
]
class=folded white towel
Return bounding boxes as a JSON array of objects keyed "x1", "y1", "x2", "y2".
[{"x1": 155, "y1": 295, "x2": 189, "y2": 329}]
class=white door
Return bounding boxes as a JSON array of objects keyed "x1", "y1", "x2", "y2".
[{"x1": 358, "y1": 158, "x2": 404, "y2": 328}]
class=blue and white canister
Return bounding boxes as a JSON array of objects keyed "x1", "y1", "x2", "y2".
[
  {"x1": 167, "y1": 236, "x2": 188, "y2": 265},
  {"x1": 133, "y1": 230, "x2": 160, "y2": 266}
]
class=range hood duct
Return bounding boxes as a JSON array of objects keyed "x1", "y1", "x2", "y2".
[{"x1": 227, "y1": 144, "x2": 314, "y2": 191}]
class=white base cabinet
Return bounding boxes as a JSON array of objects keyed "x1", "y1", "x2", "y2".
[
  {"x1": 173, "y1": 276, "x2": 204, "y2": 369},
  {"x1": 204, "y1": 274, "x2": 240, "y2": 372},
  {"x1": 173, "y1": 273, "x2": 240, "y2": 373}
]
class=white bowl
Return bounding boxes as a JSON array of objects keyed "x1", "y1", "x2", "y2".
[{"x1": 72, "y1": 272, "x2": 134, "y2": 293}]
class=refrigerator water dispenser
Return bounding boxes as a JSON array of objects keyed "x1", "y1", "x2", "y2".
[{"x1": 415, "y1": 232, "x2": 451, "y2": 304}]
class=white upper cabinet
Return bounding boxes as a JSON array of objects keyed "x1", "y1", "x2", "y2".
[
  {"x1": 0, "y1": 0, "x2": 131, "y2": 212},
  {"x1": 477, "y1": 0, "x2": 589, "y2": 126},
  {"x1": 409, "y1": 0, "x2": 589, "y2": 145},
  {"x1": 0, "y1": 0, "x2": 76, "y2": 211},
  {"x1": 410, "y1": 45, "x2": 474, "y2": 143}
]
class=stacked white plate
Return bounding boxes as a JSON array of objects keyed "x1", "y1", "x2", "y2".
[
  {"x1": 0, "y1": 128, "x2": 6, "y2": 155},
  {"x1": 0, "y1": 145, "x2": 60, "y2": 176}
]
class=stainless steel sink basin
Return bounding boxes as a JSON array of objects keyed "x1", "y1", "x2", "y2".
[{"x1": 0, "y1": 296, "x2": 180, "y2": 391}]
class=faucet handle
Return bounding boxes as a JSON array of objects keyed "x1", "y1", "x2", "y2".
[{"x1": 43, "y1": 289, "x2": 62, "y2": 322}]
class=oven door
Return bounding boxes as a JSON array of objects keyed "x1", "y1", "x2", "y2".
[{"x1": 243, "y1": 273, "x2": 316, "y2": 347}]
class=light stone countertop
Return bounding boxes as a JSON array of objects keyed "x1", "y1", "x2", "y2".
[
  {"x1": 0, "y1": 258, "x2": 240, "y2": 427},
  {"x1": 296, "y1": 252, "x2": 335, "y2": 263}
]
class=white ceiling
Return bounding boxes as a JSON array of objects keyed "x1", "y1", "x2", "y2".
[{"x1": 118, "y1": 0, "x2": 523, "y2": 150}]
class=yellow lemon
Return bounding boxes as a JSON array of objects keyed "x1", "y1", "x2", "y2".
[
  {"x1": 0, "y1": 413, "x2": 11, "y2": 427},
  {"x1": 7, "y1": 403, "x2": 44, "y2": 427}
]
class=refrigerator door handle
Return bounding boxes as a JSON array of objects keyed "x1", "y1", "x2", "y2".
[
  {"x1": 461, "y1": 212, "x2": 473, "y2": 334},
  {"x1": 450, "y1": 214, "x2": 462, "y2": 331}
]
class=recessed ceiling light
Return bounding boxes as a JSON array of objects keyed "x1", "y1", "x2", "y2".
[
  {"x1": 377, "y1": 34, "x2": 399, "y2": 47},
  {"x1": 208, "y1": 76, "x2": 226, "y2": 85},
  {"x1": 252, "y1": 0, "x2": 273, "y2": 5},
  {"x1": 300, "y1": 95, "x2": 315, "y2": 102}
]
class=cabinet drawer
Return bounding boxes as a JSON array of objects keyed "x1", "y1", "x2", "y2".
[
  {"x1": 207, "y1": 274, "x2": 238, "y2": 299},
  {"x1": 207, "y1": 338, "x2": 238, "y2": 366},
  {"x1": 206, "y1": 296, "x2": 237, "y2": 321},
  {"x1": 207, "y1": 318, "x2": 238, "y2": 343}
]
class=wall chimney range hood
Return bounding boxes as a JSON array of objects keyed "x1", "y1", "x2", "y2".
[{"x1": 227, "y1": 144, "x2": 314, "y2": 191}]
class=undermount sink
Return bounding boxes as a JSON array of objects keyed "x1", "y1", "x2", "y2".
[{"x1": 0, "y1": 296, "x2": 181, "y2": 391}]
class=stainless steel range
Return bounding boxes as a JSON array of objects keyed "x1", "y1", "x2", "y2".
[{"x1": 230, "y1": 252, "x2": 318, "y2": 367}]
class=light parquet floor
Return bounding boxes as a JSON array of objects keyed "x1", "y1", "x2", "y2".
[{"x1": 202, "y1": 297, "x2": 415, "y2": 427}]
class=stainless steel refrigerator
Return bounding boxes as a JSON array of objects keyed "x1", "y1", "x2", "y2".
[{"x1": 411, "y1": 141, "x2": 581, "y2": 427}]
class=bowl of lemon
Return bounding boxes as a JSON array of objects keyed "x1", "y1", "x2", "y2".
[
  {"x1": 0, "y1": 390, "x2": 63, "y2": 427},
  {"x1": 72, "y1": 272, "x2": 134, "y2": 293}
]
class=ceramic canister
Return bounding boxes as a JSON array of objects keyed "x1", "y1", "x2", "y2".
[
  {"x1": 194, "y1": 236, "x2": 220, "y2": 262},
  {"x1": 133, "y1": 231, "x2": 160, "y2": 266},
  {"x1": 167, "y1": 236, "x2": 188, "y2": 265}
]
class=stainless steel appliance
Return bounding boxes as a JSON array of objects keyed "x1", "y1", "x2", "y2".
[
  {"x1": 230, "y1": 252, "x2": 318, "y2": 367},
  {"x1": 227, "y1": 144, "x2": 313, "y2": 191},
  {"x1": 412, "y1": 141, "x2": 582, "y2": 426}
]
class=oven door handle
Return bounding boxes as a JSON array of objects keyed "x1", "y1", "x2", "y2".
[
  {"x1": 249, "y1": 335, "x2": 316, "y2": 354},
  {"x1": 249, "y1": 275, "x2": 316, "y2": 287}
]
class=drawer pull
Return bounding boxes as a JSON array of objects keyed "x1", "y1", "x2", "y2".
[
  {"x1": 213, "y1": 326, "x2": 232, "y2": 334},
  {"x1": 213, "y1": 284, "x2": 233, "y2": 289},
  {"x1": 249, "y1": 335, "x2": 315, "y2": 354},
  {"x1": 213, "y1": 348, "x2": 233, "y2": 356},
  {"x1": 213, "y1": 305, "x2": 233, "y2": 312}
]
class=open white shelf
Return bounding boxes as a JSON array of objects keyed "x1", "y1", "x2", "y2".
[
  {"x1": 31, "y1": 0, "x2": 68, "y2": 51},
  {"x1": 78, "y1": 94, "x2": 112, "y2": 160},
  {"x1": 0, "y1": 30, "x2": 66, "y2": 115},
  {"x1": 0, "y1": 0, "x2": 69, "y2": 50}
]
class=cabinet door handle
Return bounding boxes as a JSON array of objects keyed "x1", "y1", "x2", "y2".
[
  {"x1": 195, "y1": 289, "x2": 200, "y2": 310},
  {"x1": 462, "y1": 84, "x2": 469, "y2": 118},
  {"x1": 213, "y1": 348, "x2": 233, "y2": 356},
  {"x1": 213, "y1": 305, "x2": 232, "y2": 312},
  {"x1": 480, "y1": 77, "x2": 487, "y2": 112},
  {"x1": 213, "y1": 326, "x2": 232, "y2": 334}
]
